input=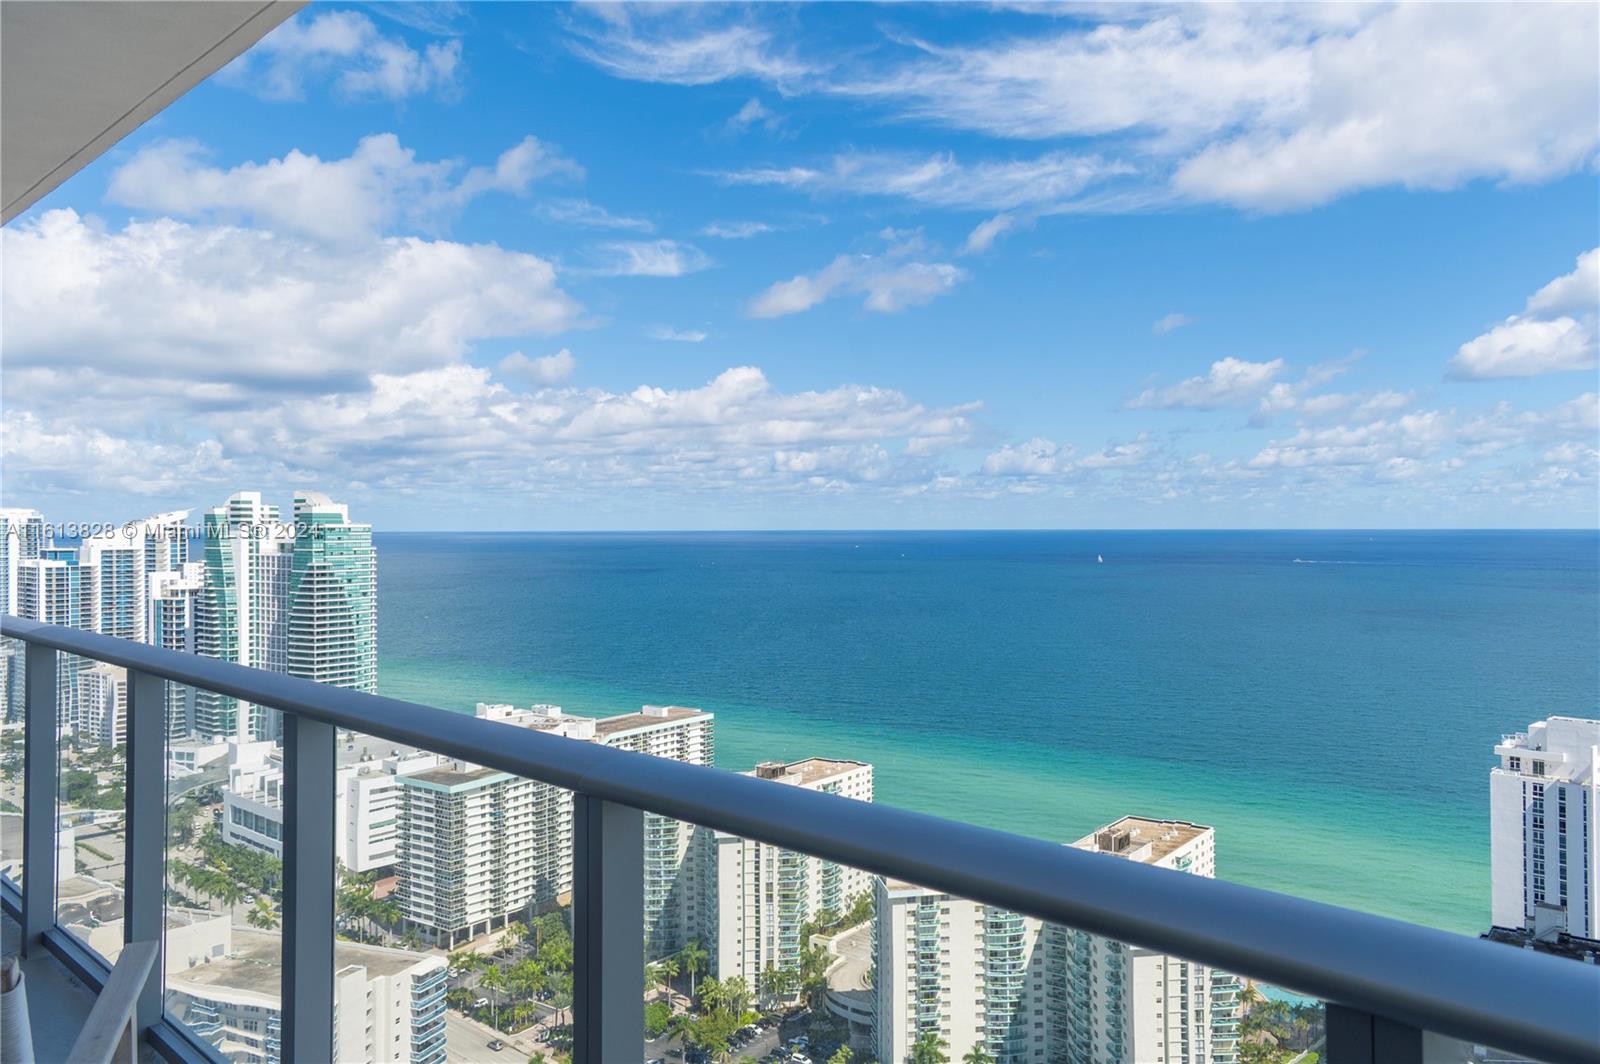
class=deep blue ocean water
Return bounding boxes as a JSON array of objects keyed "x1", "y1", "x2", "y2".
[{"x1": 373, "y1": 530, "x2": 1599, "y2": 934}]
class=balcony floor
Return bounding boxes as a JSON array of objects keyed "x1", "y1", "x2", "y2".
[{"x1": 2, "y1": 911, "x2": 161, "y2": 1063}]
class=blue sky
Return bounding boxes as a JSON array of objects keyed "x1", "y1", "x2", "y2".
[{"x1": 2, "y1": 2, "x2": 1597, "y2": 529}]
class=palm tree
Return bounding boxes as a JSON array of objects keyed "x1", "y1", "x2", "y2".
[
  {"x1": 678, "y1": 939, "x2": 708, "y2": 1002},
  {"x1": 962, "y1": 1047, "x2": 995, "y2": 1064},
  {"x1": 910, "y1": 1032, "x2": 949, "y2": 1064},
  {"x1": 246, "y1": 897, "x2": 279, "y2": 930},
  {"x1": 480, "y1": 964, "x2": 508, "y2": 1032},
  {"x1": 655, "y1": 956, "x2": 679, "y2": 994},
  {"x1": 827, "y1": 1049, "x2": 854, "y2": 1064}
]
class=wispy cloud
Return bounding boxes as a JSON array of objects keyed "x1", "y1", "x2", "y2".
[
  {"x1": 700, "y1": 221, "x2": 776, "y2": 240},
  {"x1": 749, "y1": 232, "x2": 965, "y2": 318},
  {"x1": 1152, "y1": 312, "x2": 1192, "y2": 335},
  {"x1": 586, "y1": 239, "x2": 712, "y2": 277},
  {"x1": 220, "y1": 9, "x2": 463, "y2": 102},
  {"x1": 1127, "y1": 358, "x2": 1285, "y2": 410},
  {"x1": 648, "y1": 326, "x2": 709, "y2": 343},
  {"x1": 538, "y1": 198, "x2": 655, "y2": 232}
]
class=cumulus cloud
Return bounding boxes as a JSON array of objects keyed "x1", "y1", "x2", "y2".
[
  {"x1": 1451, "y1": 248, "x2": 1599, "y2": 379},
  {"x1": 586, "y1": 240, "x2": 712, "y2": 277},
  {"x1": 497, "y1": 349, "x2": 575, "y2": 386},
  {"x1": 576, "y1": 4, "x2": 1597, "y2": 213},
  {"x1": 0, "y1": 209, "x2": 582, "y2": 391},
  {"x1": 1152, "y1": 312, "x2": 1192, "y2": 335},
  {"x1": 108, "y1": 134, "x2": 578, "y2": 242},
  {"x1": 220, "y1": 9, "x2": 463, "y2": 101},
  {"x1": 1128, "y1": 358, "x2": 1285, "y2": 410}
]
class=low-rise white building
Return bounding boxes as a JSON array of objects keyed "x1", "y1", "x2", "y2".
[
  {"x1": 222, "y1": 741, "x2": 441, "y2": 873},
  {"x1": 77, "y1": 662, "x2": 127, "y2": 747},
  {"x1": 1491, "y1": 716, "x2": 1600, "y2": 939}
]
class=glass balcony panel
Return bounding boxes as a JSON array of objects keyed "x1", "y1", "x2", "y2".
[
  {"x1": 55, "y1": 664, "x2": 127, "y2": 966},
  {"x1": 162, "y1": 681, "x2": 285, "y2": 1061},
  {"x1": 1, "y1": 635, "x2": 25, "y2": 889}
]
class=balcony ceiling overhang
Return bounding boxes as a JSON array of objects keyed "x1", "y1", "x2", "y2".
[{"x1": 2, "y1": 0, "x2": 305, "y2": 225}]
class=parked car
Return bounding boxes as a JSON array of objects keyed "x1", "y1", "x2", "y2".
[
  {"x1": 487, "y1": 1039, "x2": 504, "y2": 1052},
  {"x1": 473, "y1": 996, "x2": 489, "y2": 1008}
]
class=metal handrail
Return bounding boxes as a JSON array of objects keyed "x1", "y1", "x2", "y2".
[{"x1": 4, "y1": 614, "x2": 1598, "y2": 1063}]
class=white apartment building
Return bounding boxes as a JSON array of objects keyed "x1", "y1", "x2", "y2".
[
  {"x1": 395, "y1": 703, "x2": 714, "y2": 948},
  {"x1": 874, "y1": 817, "x2": 1240, "y2": 1064},
  {"x1": 222, "y1": 741, "x2": 442, "y2": 873},
  {"x1": 1491, "y1": 716, "x2": 1600, "y2": 939},
  {"x1": 705, "y1": 758, "x2": 873, "y2": 989},
  {"x1": 164, "y1": 916, "x2": 447, "y2": 1064},
  {"x1": 77, "y1": 662, "x2": 127, "y2": 747}
]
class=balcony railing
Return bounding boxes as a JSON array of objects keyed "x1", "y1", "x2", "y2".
[{"x1": 3, "y1": 615, "x2": 1599, "y2": 1064}]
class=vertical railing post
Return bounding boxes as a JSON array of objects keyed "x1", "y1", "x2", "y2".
[
  {"x1": 124, "y1": 668, "x2": 166, "y2": 1030},
  {"x1": 281, "y1": 714, "x2": 334, "y2": 1062},
  {"x1": 1326, "y1": 1003, "x2": 1422, "y2": 1064},
  {"x1": 572, "y1": 794, "x2": 643, "y2": 1063},
  {"x1": 21, "y1": 642, "x2": 58, "y2": 954}
]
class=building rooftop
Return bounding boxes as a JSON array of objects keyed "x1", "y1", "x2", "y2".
[
  {"x1": 1482, "y1": 926, "x2": 1600, "y2": 965},
  {"x1": 167, "y1": 929, "x2": 435, "y2": 1001},
  {"x1": 748, "y1": 757, "x2": 870, "y2": 787},
  {"x1": 1073, "y1": 816, "x2": 1211, "y2": 865},
  {"x1": 401, "y1": 763, "x2": 507, "y2": 789},
  {"x1": 592, "y1": 705, "x2": 709, "y2": 738}
]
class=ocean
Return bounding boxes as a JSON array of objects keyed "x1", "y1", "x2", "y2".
[{"x1": 373, "y1": 529, "x2": 1599, "y2": 935}]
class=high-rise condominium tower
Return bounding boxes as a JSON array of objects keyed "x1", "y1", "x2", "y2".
[
  {"x1": 1491, "y1": 716, "x2": 1600, "y2": 940},
  {"x1": 195, "y1": 492, "x2": 293, "y2": 741},
  {"x1": 149, "y1": 562, "x2": 205, "y2": 740},
  {"x1": 873, "y1": 817, "x2": 1240, "y2": 1064},
  {"x1": 288, "y1": 492, "x2": 377, "y2": 695},
  {"x1": 704, "y1": 759, "x2": 873, "y2": 989},
  {"x1": 0, "y1": 507, "x2": 47, "y2": 720},
  {"x1": 16, "y1": 547, "x2": 99, "y2": 729}
]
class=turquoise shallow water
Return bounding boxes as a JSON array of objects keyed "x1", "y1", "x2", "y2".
[{"x1": 373, "y1": 530, "x2": 1599, "y2": 935}]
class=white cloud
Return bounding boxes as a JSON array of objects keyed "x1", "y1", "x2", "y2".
[
  {"x1": 220, "y1": 10, "x2": 463, "y2": 102},
  {"x1": 1527, "y1": 248, "x2": 1600, "y2": 317},
  {"x1": 1451, "y1": 248, "x2": 1599, "y2": 379},
  {"x1": 725, "y1": 97, "x2": 784, "y2": 135},
  {"x1": 579, "y1": 4, "x2": 1597, "y2": 212},
  {"x1": 701, "y1": 221, "x2": 776, "y2": 239},
  {"x1": 585, "y1": 240, "x2": 712, "y2": 277},
  {"x1": 1152, "y1": 312, "x2": 1192, "y2": 335},
  {"x1": 1128, "y1": 358, "x2": 1285, "y2": 410},
  {"x1": 538, "y1": 198, "x2": 654, "y2": 232},
  {"x1": 0, "y1": 209, "x2": 582, "y2": 390},
  {"x1": 648, "y1": 326, "x2": 709, "y2": 343},
  {"x1": 497, "y1": 349, "x2": 575, "y2": 385},
  {"x1": 107, "y1": 134, "x2": 578, "y2": 242},
  {"x1": 749, "y1": 238, "x2": 966, "y2": 319},
  {"x1": 716, "y1": 150, "x2": 1123, "y2": 212},
  {"x1": 961, "y1": 213, "x2": 1023, "y2": 255},
  {"x1": 568, "y1": 17, "x2": 814, "y2": 88}
]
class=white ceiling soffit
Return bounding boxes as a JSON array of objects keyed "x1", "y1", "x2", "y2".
[{"x1": 2, "y1": 0, "x2": 305, "y2": 225}]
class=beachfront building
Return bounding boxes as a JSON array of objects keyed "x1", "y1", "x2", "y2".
[
  {"x1": 164, "y1": 916, "x2": 447, "y2": 1064},
  {"x1": 287, "y1": 492, "x2": 377, "y2": 695},
  {"x1": 195, "y1": 493, "x2": 294, "y2": 742},
  {"x1": 1491, "y1": 716, "x2": 1600, "y2": 940},
  {"x1": 704, "y1": 758, "x2": 874, "y2": 989},
  {"x1": 0, "y1": 508, "x2": 47, "y2": 720},
  {"x1": 873, "y1": 817, "x2": 1240, "y2": 1064},
  {"x1": 394, "y1": 703, "x2": 714, "y2": 948}
]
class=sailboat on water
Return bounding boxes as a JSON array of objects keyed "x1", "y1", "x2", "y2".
[{"x1": 1097, "y1": 554, "x2": 1104, "y2": 564}]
